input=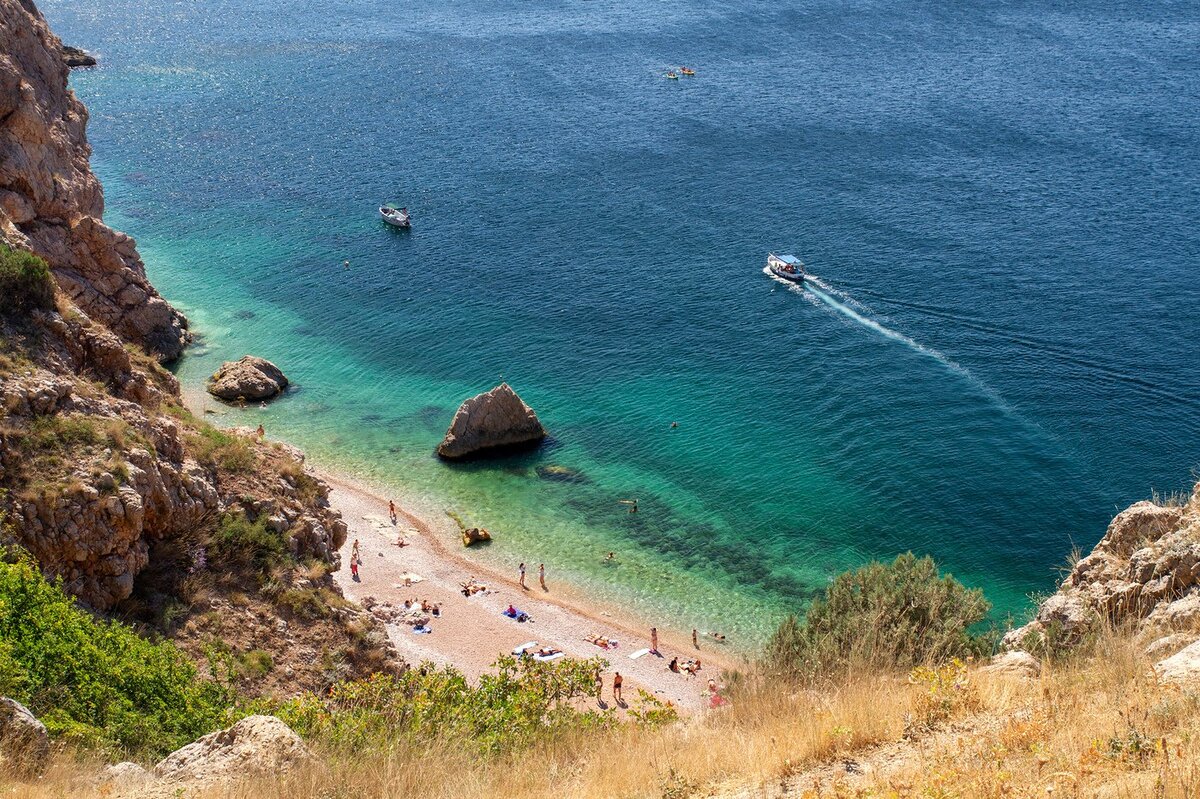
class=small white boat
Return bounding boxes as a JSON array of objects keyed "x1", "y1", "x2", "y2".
[
  {"x1": 379, "y1": 205, "x2": 411, "y2": 228},
  {"x1": 767, "y1": 252, "x2": 805, "y2": 283}
]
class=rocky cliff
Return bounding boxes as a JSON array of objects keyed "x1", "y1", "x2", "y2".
[
  {"x1": 0, "y1": 0, "x2": 395, "y2": 694},
  {"x1": 1006, "y1": 482, "x2": 1200, "y2": 653},
  {"x1": 0, "y1": 0, "x2": 187, "y2": 361}
]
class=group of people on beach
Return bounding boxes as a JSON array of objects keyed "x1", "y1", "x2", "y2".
[
  {"x1": 517, "y1": 562, "x2": 548, "y2": 591},
  {"x1": 366, "y1": 497, "x2": 728, "y2": 709}
]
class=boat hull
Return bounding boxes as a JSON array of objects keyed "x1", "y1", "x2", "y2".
[
  {"x1": 769, "y1": 266, "x2": 805, "y2": 283},
  {"x1": 379, "y1": 208, "x2": 410, "y2": 228}
]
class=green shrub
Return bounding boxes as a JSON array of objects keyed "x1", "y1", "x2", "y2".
[
  {"x1": 186, "y1": 425, "x2": 258, "y2": 473},
  {"x1": 765, "y1": 553, "x2": 994, "y2": 680},
  {"x1": 0, "y1": 245, "x2": 55, "y2": 317},
  {"x1": 235, "y1": 649, "x2": 274, "y2": 679},
  {"x1": 0, "y1": 549, "x2": 233, "y2": 757},
  {"x1": 211, "y1": 513, "x2": 286, "y2": 572},
  {"x1": 252, "y1": 655, "x2": 610, "y2": 754}
]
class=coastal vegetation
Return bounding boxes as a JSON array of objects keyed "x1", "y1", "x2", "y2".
[
  {"x1": 765, "y1": 553, "x2": 995, "y2": 680},
  {"x1": 0, "y1": 246, "x2": 55, "y2": 318},
  {"x1": 0, "y1": 547, "x2": 232, "y2": 757},
  {"x1": 8, "y1": 623, "x2": 1200, "y2": 798}
]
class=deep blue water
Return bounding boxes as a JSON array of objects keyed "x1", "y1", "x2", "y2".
[{"x1": 41, "y1": 0, "x2": 1200, "y2": 642}]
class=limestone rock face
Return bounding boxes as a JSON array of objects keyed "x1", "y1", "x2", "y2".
[
  {"x1": 153, "y1": 715, "x2": 311, "y2": 784},
  {"x1": 0, "y1": 0, "x2": 187, "y2": 360},
  {"x1": 100, "y1": 761, "x2": 149, "y2": 788},
  {"x1": 0, "y1": 698, "x2": 49, "y2": 776},
  {"x1": 1155, "y1": 639, "x2": 1200, "y2": 686},
  {"x1": 206, "y1": 356, "x2": 289, "y2": 402},
  {"x1": 980, "y1": 651, "x2": 1041, "y2": 680},
  {"x1": 1005, "y1": 487, "x2": 1200, "y2": 651},
  {"x1": 437, "y1": 383, "x2": 546, "y2": 459}
]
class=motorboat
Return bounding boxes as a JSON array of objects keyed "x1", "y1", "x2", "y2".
[
  {"x1": 379, "y1": 205, "x2": 411, "y2": 228},
  {"x1": 680, "y1": 67, "x2": 696, "y2": 76},
  {"x1": 767, "y1": 252, "x2": 805, "y2": 283},
  {"x1": 664, "y1": 71, "x2": 679, "y2": 80}
]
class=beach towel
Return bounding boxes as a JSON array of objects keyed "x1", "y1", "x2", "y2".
[
  {"x1": 513, "y1": 641, "x2": 538, "y2": 656},
  {"x1": 502, "y1": 609, "x2": 531, "y2": 622},
  {"x1": 412, "y1": 625, "x2": 432, "y2": 634},
  {"x1": 395, "y1": 573, "x2": 424, "y2": 587},
  {"x1": 533, "y1": 652, "x2": 565, "y2": 662},
  {"x1": 628, "y1": 648, "x2": 652, "y2": 660}
]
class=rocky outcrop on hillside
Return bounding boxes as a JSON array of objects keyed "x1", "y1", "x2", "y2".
[
  {"x1": 0, "y1": 316, "x2": 349, "y2": 608},
  {"x1": 207, "y1": 355, "x2": 289, "y2": 402},
  {"x1": 0, "y1": 0, "x2": 398, "y2": 697},
  {"x1": 0, "y1": 698, "x2": 48, "y2": 776},
  {"x1": 437, "y1": 383, "x2": 546, "y2": 459},
  {"x1": 0, "y1": 0, "x2": 187, "y2": 361},
  {"x1": 1006, "y1": 485, "x2": 1200, "y2": 651},
  {"x1": 153, "y1": 715, "x2": 311, "y2": 784}
]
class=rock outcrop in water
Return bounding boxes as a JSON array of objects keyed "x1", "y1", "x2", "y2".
[
  {"x1": 0, "y1": 0, "x2": 187, "y2": 361},
  {"x1": 437, "y1": 383, "x2": 546, "y2": 459},
  {"x1": 61, "y1": 45, "x2": 96, "y2": 68},
  {"x1": 207, "y1": 355, "x2": 289, "y2": 402},
  {"x1": 1005, "y1": 483, "x2": 1200, "y2": 653}
]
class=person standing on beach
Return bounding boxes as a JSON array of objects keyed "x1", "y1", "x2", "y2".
[
  {"x1": 518, "y1": 562, "x2": 527, "y2": 590},
  {"x1": 651, "y1": 627, "x2": 658, "y2": 654},
  {"x1": 351, "y1": 538, "x2": 361, "y2": 563},
  {"x1": 538, "y1": 563, "x2": 547, "y2": 591},
  {"x1": 693, "y1": 628, "x2": 699, "y2": 649},
  {"x1": 255, "y1": 424, "x2": 265, "y2": 441},
  {"x1": 388, "y1": 500, "x2": 397, "y2": 524},
  {"x1": 350, "y1": 557, "x2": 359, "y2": 582},
  {"x1": 613, "y1": 672, "x2": 623, "y2": 703}
]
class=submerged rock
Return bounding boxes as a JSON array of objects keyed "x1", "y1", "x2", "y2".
[
  {"x1": 437, "y1": 383, "x2": 546, "y2": 459},
  {"x1": 207, "y1": 356, "x2": 289, "y2": 402},
  {"x1": 536, "y1": 464, "x2": 588, "y2": 484}
]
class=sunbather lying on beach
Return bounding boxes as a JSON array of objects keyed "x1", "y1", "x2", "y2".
[
  {"x1": 585, "y1": 634, "x2": 617, "y2": 649},
  {"x1": 536, "y1": 647, "x2": 562, "y2": 657},
  {"x1": 460, "y1": 579, "x2": 488, "y2": 597}
]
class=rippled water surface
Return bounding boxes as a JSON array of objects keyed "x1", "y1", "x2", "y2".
[{"x1": 43, "y1": 0, "x2": 1200, "y2": 643}]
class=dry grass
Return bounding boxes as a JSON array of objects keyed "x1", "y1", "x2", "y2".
[{"x1": 4, "y1": 631, "x2": 1199, "y2": 799}]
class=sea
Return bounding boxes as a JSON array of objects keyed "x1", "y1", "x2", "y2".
[{"x1": 41, "y1": 0, "x2": 1200, "y2": 646}]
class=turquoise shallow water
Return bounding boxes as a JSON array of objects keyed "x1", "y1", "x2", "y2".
[{"x1": 43, "y1": 0, "x2": 1200, "y2": 645}]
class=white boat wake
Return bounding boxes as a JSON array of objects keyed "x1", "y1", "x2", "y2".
[{"x1": 763, "y1": 266, "x2": 1016, "y2": 414}]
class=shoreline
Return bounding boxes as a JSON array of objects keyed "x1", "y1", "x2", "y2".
[{"x1": 182, "y1": 386, "x2": 748, "y2": 711}]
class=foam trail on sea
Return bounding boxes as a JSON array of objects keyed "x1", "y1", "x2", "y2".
[{"x1": 764, "y1": 267, "x2": 1016, "y2": 415}]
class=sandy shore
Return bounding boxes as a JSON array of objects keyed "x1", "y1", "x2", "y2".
[
  {"x1": 182, "y1": 385, "x2": 744, "y2": 712},
  {"x1": 321, "y1": 472, "x2": 743, "y2": 713}
]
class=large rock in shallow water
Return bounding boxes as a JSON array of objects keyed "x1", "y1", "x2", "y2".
[
  {"x1": 153, "y1": 715, "x2": 310, "y2": 784},
  {"x1": 437, "y1": 383, "x2": 546, "y2": 459},
  {"x1": 207, "y1": 356, "x2": 289, "y2": 402},
  {"x1": 0, "y1": 698, "x2": 49, "y2": 776}
]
